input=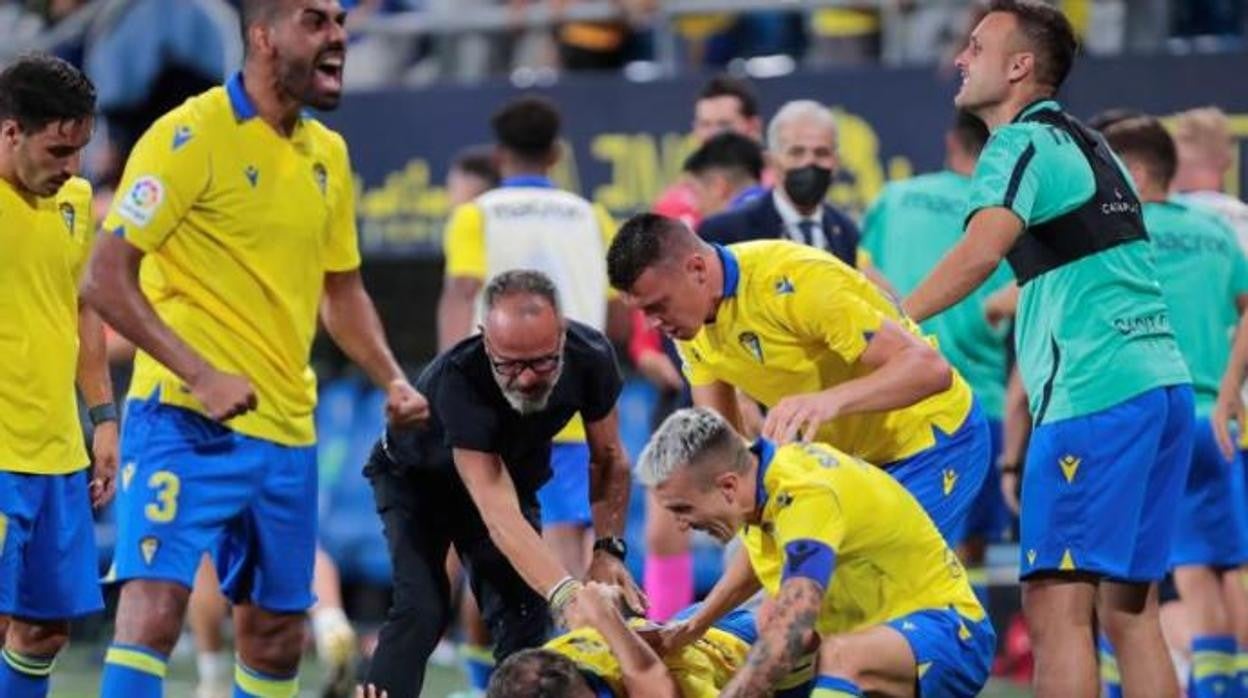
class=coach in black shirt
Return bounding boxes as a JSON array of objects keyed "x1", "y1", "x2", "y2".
[{"x1": 364, "y1": 270, "x2": 641, "y2": 698}]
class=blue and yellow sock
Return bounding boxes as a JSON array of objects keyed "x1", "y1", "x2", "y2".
[
  {"x1": 460, "y1": 643, "x2": 495, "y2": 691},
  {"x1": 1236, "y1": 650, "x2": 1248, "y2": 698},
  {"x1": 0, "y1": 648, "x2": 56, "y2": 698},
  {"x1": 233, "y1": 661, "x2": 298, "y2": 698},
  {"x1": 1099, "y1": 633, "x2": 1122, "y2": 698},
  {"x1": 100, "y1": 643, "x2": 166, "y2": 698},
  {"x1": 811, "y1": 675, "x2": 863, "y2": 697},
  {"x1": 1190, "y1": 635, "x2": 1236, "y2": 698}
]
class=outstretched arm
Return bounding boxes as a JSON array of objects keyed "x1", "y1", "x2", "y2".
[
  {"x1": 902, "y1": 207, "x2": 1022, "y2": 323},
  {"x1": 584, "y1": 408, "x2": 646, "y2": 613},
  {"x1": 454, "y1": 448, "x2": 571, "y2": 598},
  {"x1": 720, "y1": 578, "x2": 822, "y2": 698},
  {"x1": 565, "y1": 583, "x2": 681, "y2": 698},
  {"x1": 762, "y1": 319, "x2": 952, "y2": 443}
]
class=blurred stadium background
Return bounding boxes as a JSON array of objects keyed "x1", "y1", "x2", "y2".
[{"x1": 3, "y1": 0, "x2": 1246, "y2": 695}]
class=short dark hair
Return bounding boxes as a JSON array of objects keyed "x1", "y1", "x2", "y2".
[
  {"x1": 487, "y1": 649, "x2": 587, "y2": 698},
  {"x1": 1086, "y1": 107, "x2": 1146, "y2": 132},
  {"x1": 491, "y1": 96, "x2": 561, "y2": 162},
  {"x1": 697, "y1": 75, "x2": 759, "y2": 119},
  {"x1": 951, "y1": 111, "x2": 990, "y2": 157},
  {"x1": 607, "y1": 213, "x2": 689, "y2": 291},
  {"x1": 988, "y1": 0, "x2": 1078, "y2": 91},
  {"x1": 683, "y1": 131, "x2": 764, "y2": 182},
  {"x1": 1102, "y1": 116, "x2": 1178, "y2": 189},
  {"x1": 452, "y1": 145, "x2": 501, "y2": 188},
  {"x1": 483, "y1": 269, "x2": 562, "y2": 315},
  {"x1": 239, "y1": 0, "x2": 284, "y2": 53},
  {"x1": 0, "y1": 53, "x2": 96, "y2": 133}
]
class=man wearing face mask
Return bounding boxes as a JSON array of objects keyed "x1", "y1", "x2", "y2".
[
  {"x1": 699, "y1": 100, "x2": 867, "y2": 271},
  {"x1": 365, "y1": 270, "x2": 642, "y2": 698}
]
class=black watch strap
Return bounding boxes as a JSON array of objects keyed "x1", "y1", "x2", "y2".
[
  {"x1": 88, "y1": 403, "x2": 119, "y2": 426},
  {"x1": 593, "y1": 536, "x2": 628, "y2": 561}
]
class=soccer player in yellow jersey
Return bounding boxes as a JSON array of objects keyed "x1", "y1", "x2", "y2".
[
  {"x1": 0, "y1": 54, "x2": 117, "y2": 698},
  {"x1": 607, "y1": 214, "x2": 991, "y2": 543},
  {"x1": 80, "y1": 3, "x2": 427, "y2": 697},
  {"x1": 640, "y1": 408, "x2": 995, "y2": 697},
  {"x1": 484, "y1": 583, "x2": 811, "y2": 698}
]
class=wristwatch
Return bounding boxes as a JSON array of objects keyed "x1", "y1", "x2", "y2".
[
  {"x1": 88, "y1": 403, "x2": 119, "y2": 426},
  {"x1": 593, "y1": 536, "x2": 628, "y2": 561}
]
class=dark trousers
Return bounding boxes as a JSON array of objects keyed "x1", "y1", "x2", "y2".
[{"x1": 364, "y1": 458, "x2": 551, "y2": 698}]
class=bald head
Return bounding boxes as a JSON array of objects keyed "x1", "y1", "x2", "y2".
[
  {"x1": 482, "y1": 269, "x2": 563, "y2": 354},
  {"x1": 481, "y1": 270, "x2": 565, "y2": 414}
]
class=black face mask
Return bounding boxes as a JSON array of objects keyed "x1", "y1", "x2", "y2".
[{"x1": 783, "y1": 165, "x2": 832, "y2": 210}]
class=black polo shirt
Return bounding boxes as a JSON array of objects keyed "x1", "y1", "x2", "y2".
[{"x1": 378, "y1": 320, "x2": 623, "y2": 495}]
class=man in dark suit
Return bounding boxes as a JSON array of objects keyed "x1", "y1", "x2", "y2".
[{"x1": 698, "y1": 100, "x2": 865, "y2": 269}]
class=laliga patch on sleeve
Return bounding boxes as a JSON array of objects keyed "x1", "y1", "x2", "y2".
[{"x1": 116, "y1": 175, "x2": 165, "y2": 227}]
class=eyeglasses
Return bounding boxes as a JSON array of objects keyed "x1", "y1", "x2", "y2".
[
  {"x1": 483, "y1": 333, "x2": 564, "y2": 379},
  {"x1": 487, "y1": 352, "x2": 562, "y2": 378}
]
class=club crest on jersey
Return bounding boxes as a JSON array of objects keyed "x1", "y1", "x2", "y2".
[
  {"x1": 774, "y1": 276, "x2": 795, "y2": 295},
  {"x1": 140, "y1": 536, "x2": 159, "y2": 565},
  {"x1": 244, "y1": 165, "x2": 259, "y2": 188},
  {"x1": 59, "y1": 202, "x2": 75, "y2": 234},
  {"x1": 312, "y1": 162, "x2": 328, "y2": 196},
  {"x1": 738, "y1": 331, "x2": 764, "y2": 363}
]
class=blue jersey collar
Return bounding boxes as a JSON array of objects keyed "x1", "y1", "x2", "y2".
[
  {"x1": 226, "y1": 72, "x2": 258, "y2": 121},
  {"x1": 713, "y1": 243, "x2": 741, "y2": 299},
  {"x1": 1012, "y1": 98, "x2": 1061, "y2": 123},
  {"x1": 751, "y1": 438, "x2": 776, "y2": 507},
  {"x1": 501, "y1": 174, "x2": 556, "y2": 189}
]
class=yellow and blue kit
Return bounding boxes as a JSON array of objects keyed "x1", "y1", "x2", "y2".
[
  {"x1": 742, "y1": 439, "x2": 995, "y2": 697},
  {"x1": 0, "y1": 175, "x2": 103, "y2": 621},
  {"x1": 678, "y1": 240, "x2": 991, "y2": 541}
]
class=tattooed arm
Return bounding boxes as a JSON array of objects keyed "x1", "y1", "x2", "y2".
[{"x1": 720, "y1": 578, "x2": 822, "y2": 698}]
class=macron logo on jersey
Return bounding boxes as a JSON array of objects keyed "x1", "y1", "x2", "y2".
[
  {"x1": 172, "y1": 125, "x2": 193, "y2": 151},
  {"x1": 117, "y1": 176, "x2": 165, "y2": 228}
]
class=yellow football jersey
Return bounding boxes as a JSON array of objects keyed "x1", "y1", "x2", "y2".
[
  {"x1": 0, "y1": 176, "x2": 94, "y2": 474},
  {"x1": 741, "y1": 439, "x2": 985, "y2": 638},
  {"x1": 103, "y1": 74, "x2": 360, "y2": 446},
  {"x1": 442, "y1": 181, "x2": 617, "y2": 443},
  {"x1": 546, "y1": 620, "x2": 749, "y2": 697},
  {"x1": 678, "y1": 240, "x2": 972, "y2": 464}
]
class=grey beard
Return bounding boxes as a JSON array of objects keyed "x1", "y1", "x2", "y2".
[{"x1": 495, "y1": 365, "x2": 562, "y2": 415}]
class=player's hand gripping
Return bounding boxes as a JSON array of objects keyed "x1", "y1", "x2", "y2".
[
  {"x1": 563, "y1": 581, "x2": 624, "y2": 630},
  {"x1": 385, "y1": 378, "x2": 429, "y2": 427},
  {"x1": 189, "y1": 367, "x2": 257, "y2": 421},
  {"x1": 653, "y1": 614, "x2": 706, "y2": 655},
  {"x1": 89, "y1": 420, "x2": 119, "y2": 509},
  {"x1": 586, "y1": 550, "x2": 648, "y2": 616},
  {"x1": 763, "y1": 390, "x2": 841, "y2": 444}
]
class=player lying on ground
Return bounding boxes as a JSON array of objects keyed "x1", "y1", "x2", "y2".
[
  {"x1": 485, "y1": 585, "x2": 812, "y2": 698},
  {"x1": 640, "y1": 408, "x2": 995, "y2": 697}
]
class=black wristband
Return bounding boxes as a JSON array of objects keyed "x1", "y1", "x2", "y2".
[
  {"x1": 88, "y1": 403, "x2": 119, "y2": 426},
  {"x1": 593, "y1": 536, "x2": 628, "y2": 561}
]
